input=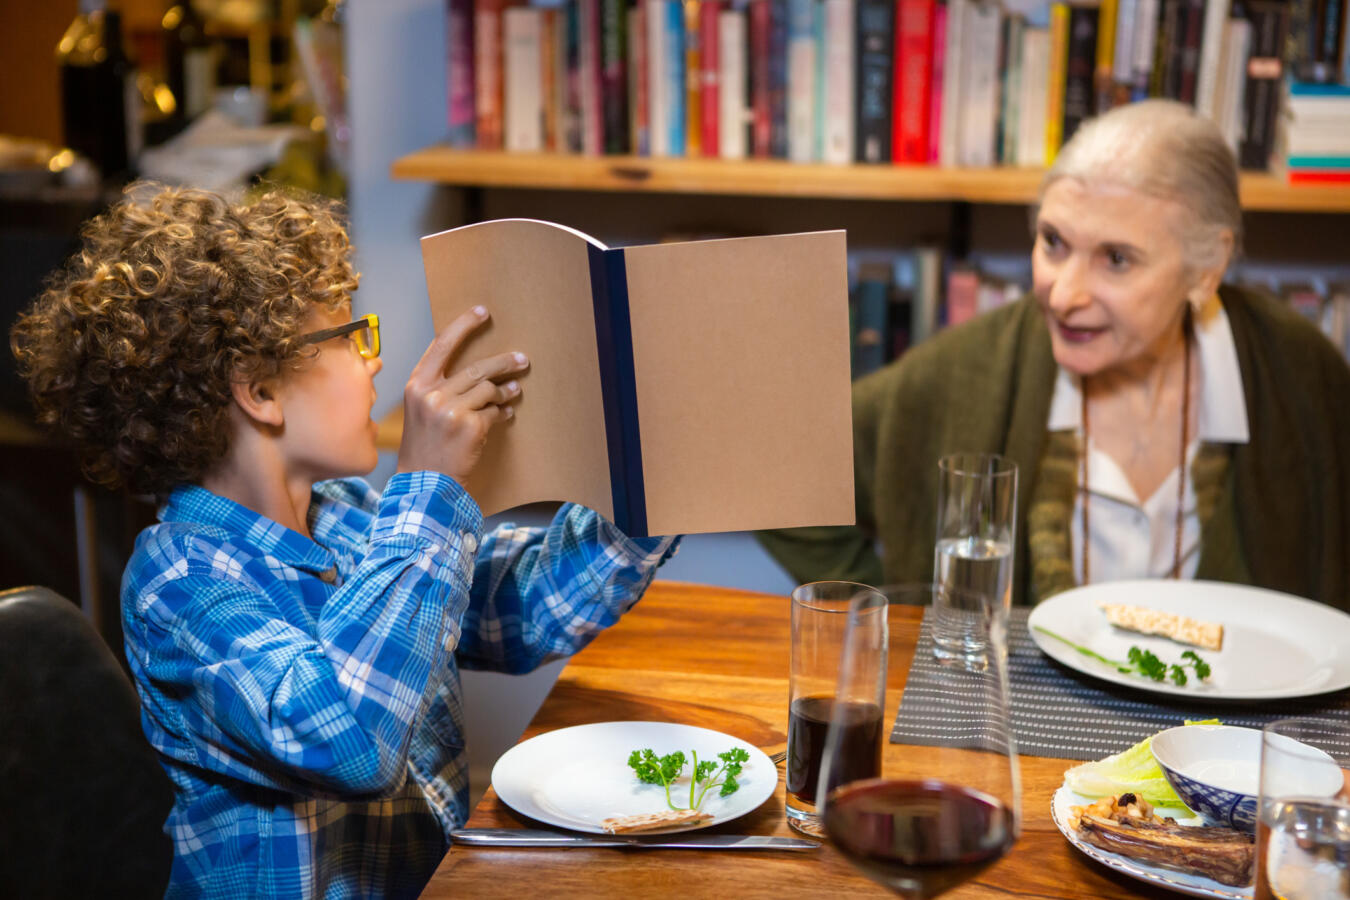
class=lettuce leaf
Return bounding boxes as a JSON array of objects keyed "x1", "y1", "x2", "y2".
[{"x1": 1063, "y1": 719, "x2": 1221, "y2": 811}]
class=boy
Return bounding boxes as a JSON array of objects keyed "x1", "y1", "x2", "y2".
[{"x1": 11, "y1": 185, "x2": 678, "y2": 898}]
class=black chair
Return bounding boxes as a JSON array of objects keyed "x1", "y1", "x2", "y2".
[{"x1": 0, "y1": 586, "x2": 174, "y2": 898}]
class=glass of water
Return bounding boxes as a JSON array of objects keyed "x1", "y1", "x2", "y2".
[
  {"x1": 932, "y1": 453, "x2": 1018, "y2": 670},
  {"x1": 1255, "y1": 717, "x2": 1349, "y2": 900}
]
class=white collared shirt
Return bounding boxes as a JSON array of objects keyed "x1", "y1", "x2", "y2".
[{"x1": 1044, "y1": 295, "x2": 1250, "y2": 584}]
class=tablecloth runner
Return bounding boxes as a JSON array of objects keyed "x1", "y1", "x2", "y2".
[{"x1": 891, "y1": 607, "x2": 1350, "y2": 764}]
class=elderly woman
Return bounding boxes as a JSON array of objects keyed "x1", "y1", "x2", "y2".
[{"x1": 759, "y1": 100, "x2": 1350, "y2": 609}]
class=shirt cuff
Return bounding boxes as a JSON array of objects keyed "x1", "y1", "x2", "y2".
[
  {"x1": 593, "y1": 515, "x2": 682, "y2": 567},
  {"x1": 372, "y1": 471, "x2": 484, "y2": 548}
]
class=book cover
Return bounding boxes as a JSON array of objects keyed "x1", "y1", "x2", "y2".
[
  {"x1": 959, "y1": 0, "x2": 1002, "y2": 167},
  {"x1": 998, "y1": 14, "x2": 1024, "y2": 165},
  {"x1": 894, "y1": 0, "x2": 936, "y2": 164},
  {"x1": 601, "y1": 0, "x2": 631, "y2": 152},
  {"x1": 852, "y1": 261, "x2": 891, "y2": 377},
  {"x1": 475, "y1": 0, "x2": 507, "y2": 149},
  {"x1": 447, "y1": 0, "x2": 477, "y2": 148},
  {"x1": 718, "y1": 5, "x2": 748, "y2": 158},
  {"x1": 1017, "y1": 26, "x2": 1050, "y2": 166},
  {"x1": 648, "y1": 0, "x2": 668, "y2": 154},
  {"x1": 750, "y1": 0, "x2": 773, "y2": 156},
  {"x1": 1130, "y1": 0, "x2": 1161, "y2": 98},
  {"x1": 685, "y1": 0, "x2": 703, "y2": 155},
  {"x1": 504, "y1": 7, "x2": 544, "y2": 152},
  {"x1": 855, "y1": 0, "x2": 896, "y2": 162},
  {"x1": 700, "y1": 0, "x2": 722, "y2": 156},
  {"x1": 1094, "y1": 0, "x2": 1117, "y2": 114},
  {"x1": 1193, "y1": 0, "x2": 1230, "y2": 118},
  {"x1": 1111, "y1": 0, "x2": 1138, "y2": 99},
  {"x1": 938, "y1": 0, "x2": 967, "y2": 167},
  {"x1": 565, "y1": 0, "x2": 585, "y2": 152},
  {"x1": 822, "y1": 0, "x2": 856, "y2": 163},
  {"x1": 420, "y1": 219, "x2": 855, "y2": 537},
  {"x1": 630, "y1": 0, "x2": 649, "y2": 153},
  {"x1": 788, "y1": 0, "x2": 817, "y2": 161},
  {"x1": 1062, "y1": 4, "x2": 1098, "y2": 145},
  {"x1": 666, "y1": 0, "x2": 689, "y2": 154},
  {"x1": 1240, "y1": 0, "x2": 1290, "y2": 169},
  {"x1": 928, "y1": 1, "x2": 946, "y2": 163},
  {"x1": 769, "y1": 0, "x2": 791, "y2": 157},
  {"x1": 1046, "y1": 3, "x2": 1069, "y2": 163},
  {"x1": 579, "y1": 0, "x2": 604, "y2": 154}
]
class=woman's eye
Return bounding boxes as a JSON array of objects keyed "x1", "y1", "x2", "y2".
[
  {"x1": 1039, "y1": 231, "x2": 1061, "y2": 251},
  {"x1": 1106, "y1": 250, "x2": 1130, "y2": 270}
]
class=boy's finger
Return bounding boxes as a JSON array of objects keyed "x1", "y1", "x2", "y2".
[
  {"x1": 409, "y1": 306, "x2": 489, "y2": 384},
  {"x1": 450, "y1": 351, "x2": 529, "y2": 394}
]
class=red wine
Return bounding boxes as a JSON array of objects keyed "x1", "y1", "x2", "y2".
[
  {"x1": 824, "y1": 780, "x2": 1015, "y2": 898},
  {"x1": 786, "y1": 695, "x2": 883, "y2": 805}
]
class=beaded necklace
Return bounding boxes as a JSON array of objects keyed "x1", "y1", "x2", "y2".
[{"x1": 1078, "y1": 312, "x2": 1193, "y2": 585}]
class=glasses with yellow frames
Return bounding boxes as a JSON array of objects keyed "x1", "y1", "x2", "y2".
[{"x1": 298, "y1": 313, "x2": 381, "y2": 359}]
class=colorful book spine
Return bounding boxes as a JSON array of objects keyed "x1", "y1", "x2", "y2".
[
  {"x1": 854, "y1": 0, "x2": 895, "y2": 162},
  {"x1": 1094, "y1": 0, "x2": 1117, "y2": 114},
  {"x1": 718, "y1": 4, "x2": 747, "y2": 158},
  {"x1": 630, "y1": 0, "x2": 649, "y2": 153},
  {"x1": 1130, "y1": 0, "x2": 1161, "y2": 98},
  {"x1": 1111, "y1": 0, "x2": 1138, "y2": 101},
  {"x1": 1240, "y1": 0, "x2": 1290, "y2": 169},
  {"x1": 648, "y1": 0, "x2": 668, "y2": 155},
  {"x1": 474, "y1": 0, "x2": 506, "y2": 149},
  {"x1": 700, "y1": 0, "x2": 721, "y2": 156},
  {"x1": 1045, "y1": 2, "x2": 1069, "y2": 162},
  {"x1": 1176, "y1": 0, "x2": 1206, "y2": 105},
  {"x1": 685, "y1": 0, "x2": 703, "y2": 155},
  {"x1": 601, "y1": 0, "x2": 630, "y2": 152},
  {"x1": 504, "y1": 6, "x2": 544, "y2": 152},
  {"x1": 579, "y1": 0, "x2": 603, "y2": 154},
  {"x1": 927, "y1": 1, "x2": 945, "y2": 163},
  {"x1": 894, "y1": 0, "x2": 935, "y2": 164},
  {"x1": 1062, "y1": 4, "x2": 1098, "y2": 144},
  {"x1": 1017, "y1": 26, "x2": 1050, "y2": 166},
  {"x1": 958, "y1": 0, "x2": 1001, "y2": 167},
  {"x1": 662, "y1": 0, "x2": 687, "y2": 155},
  {"x1": 813, "y1": 0, "x2": 826, "y2": 160},
  {"x1": 998, "y1": 14, "x2": 1024, "y2": 165},
  {"x1": 822, "y1": 0, "x2": 855, "y2": 163},
  {"x1": 768, "y1": 0, "x2": 790, "y2": 157},
  {"x1": 937, "y1": 0, "x2": 965, "y2": 167},
  {"x1": 787, "y1": 0, "x2": 817, "y2": 161},
  {"x1": 750, "y1": 0, "x2": 772, "y2": 156},
  {"x1": 542, "y1": 8, "x2": 559, "y2": 150},
  {"x1": 447, "y1": 0, "x2": 477, "y2": 147}
]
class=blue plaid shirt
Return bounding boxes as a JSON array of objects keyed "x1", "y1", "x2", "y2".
[{"x1": 121, "y1": 471, "x2": 678, "y2": 898}]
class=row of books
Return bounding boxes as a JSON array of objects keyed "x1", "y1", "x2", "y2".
[
  {"x1": 848, "y1": 251, "x2": 1350, "y2": 378},
  {"x1": 446, "y1": 0, "x2": 1350, "y2": 171},
  {"x1": 1278, "y1": 80, "x2": 1350, "y2": 183}
]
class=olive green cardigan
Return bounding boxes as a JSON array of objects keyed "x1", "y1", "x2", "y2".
[{"x1": 757, "y1": 285, "x2": 1350, "y2": 611}]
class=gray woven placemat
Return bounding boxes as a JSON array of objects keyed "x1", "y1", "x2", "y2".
[{"x1": 891, "y1": 607, "x2": 1350, "y2": 764}]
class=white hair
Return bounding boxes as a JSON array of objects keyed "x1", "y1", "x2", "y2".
[{"x1": 1039, "y1": 100, "x2": 1242, "y2": 273}]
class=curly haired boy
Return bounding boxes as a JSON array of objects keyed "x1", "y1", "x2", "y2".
[{"x1": 11, "y1": 184, "x2": 678, "y2": 898}]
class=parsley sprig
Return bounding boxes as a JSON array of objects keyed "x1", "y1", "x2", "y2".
[
  {"x1": 1034, "y1": 626, "x2": 1212, "y2": 685},
  {"x1": 627, "y1": 747, "x2": 752, "y2": 811}
]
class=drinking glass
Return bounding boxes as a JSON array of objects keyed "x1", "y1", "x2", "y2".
[
  {"x1": 818, "y1": 584, "x2": 1021, "y2": 899},
  {"x1": 1255, "y1": 718, "x2": 1350, "y2": 900},
  {"x1": 932, "y1": 453, "x2": 1018, "y2": 670},
  {"x1": 786, "y1": 581, "x2": 888, "y2": 837}
]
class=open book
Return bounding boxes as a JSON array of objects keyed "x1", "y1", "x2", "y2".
[{"x1": 420, "y1": 219, "x2": 854, "y2": 537}]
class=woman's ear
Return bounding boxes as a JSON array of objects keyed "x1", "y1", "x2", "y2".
[
  {"x1": 229, "y1": 375, "x2": 285, "y2": 428},
  {"x1": 1186, "y1": 228, "x2": 1236, "y2": 308}
]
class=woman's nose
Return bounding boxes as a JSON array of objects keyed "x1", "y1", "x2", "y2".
[{"x1": 1047, "y1": 260, "x2": 1091, "y2": 315}]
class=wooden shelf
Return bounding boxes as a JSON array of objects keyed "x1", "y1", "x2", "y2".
[{"x1": 390, "y1": 147, "x2": 1350, "y2": 213}]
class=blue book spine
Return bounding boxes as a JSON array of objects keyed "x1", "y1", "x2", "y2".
[
  {"x1": 1286, "y1": 155, "x2": 1350, "y2": 168},
  {"x1": 666, "y1": 0, "x2": 687, "y2": 155}
]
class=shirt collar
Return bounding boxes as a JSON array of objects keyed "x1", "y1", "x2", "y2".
[
  {"x1": 159, "y1": 483, "x2": 339, "y2": 575},
  {"x1": 1046, "y1": 293, "x2": 1251, "y2": 443}
]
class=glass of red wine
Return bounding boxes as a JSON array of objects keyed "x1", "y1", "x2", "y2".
[{"x1": 817, "y1": 584, "x2": 1021, "y2": 898}]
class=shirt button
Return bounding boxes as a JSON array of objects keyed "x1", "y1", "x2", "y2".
[{"x1": 462, "y1": 534, "x2": 478, "y2": 553}]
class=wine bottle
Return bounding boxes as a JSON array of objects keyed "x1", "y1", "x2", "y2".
[
  {"x1": 56, "y1": 0, "x2": 142, "y2": 179},
  {"x1": 164, "y1": 1, "x2": 216, "y2": 125}
]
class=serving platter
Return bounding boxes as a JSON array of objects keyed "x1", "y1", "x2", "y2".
[
  {"x1": 1027, "y1": 580, "x2": 1350, "y2": 700},
  {"x1": 490, "y1": 721, "x2": 776, "y2": 835},
  {"x1": 1050, "y1": 784, "x2": 1253, "y2": 899}
]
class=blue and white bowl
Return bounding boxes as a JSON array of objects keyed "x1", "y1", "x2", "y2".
[{"x1": 1150, "y1": 725, "x2": 1262, "y2": 833}]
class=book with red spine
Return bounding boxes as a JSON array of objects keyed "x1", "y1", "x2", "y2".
[
  {"x1": 475, "y1": 0, "x2": 508, "y2": 149},
  {"x1": 893, "y1": 0, "x2": 935, "y2": 163},
  {"x1": 447, "y1": 0, "x2": 477, "y2": 147},
  {"x1": 700, "y1": 0, "x2": 721, "y2": 155},
  {"x1": 750, "y1": 0, "x2": 773, "y2": 156}
]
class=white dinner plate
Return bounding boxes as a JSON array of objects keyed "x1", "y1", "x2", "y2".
[
  {"x1": 1051, "y1": 785, "x2": 1253, "y2": 899},
  {"x1": 1026, "y1": 580, "x2": 1350, "y2": 700},
  {"x1": 490, "y1": 721, "x2": 777, "y2": 834}
]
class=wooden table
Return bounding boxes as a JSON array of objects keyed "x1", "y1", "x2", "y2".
[{"x1": 420, "y1": 581, "x2": 1179, "y2": 898}]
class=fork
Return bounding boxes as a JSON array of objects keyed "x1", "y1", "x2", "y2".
[{"x1": 768, "y1": 750, "x2": 787, "y2": 766}]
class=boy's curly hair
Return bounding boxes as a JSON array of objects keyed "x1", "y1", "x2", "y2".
[{"x1": 10, "y1": 183, "x2": 360, "y2": 500}]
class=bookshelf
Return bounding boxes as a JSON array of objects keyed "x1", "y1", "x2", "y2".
[{"x1": 390, "y1": 147, "x2": 1350, "y2": 214}]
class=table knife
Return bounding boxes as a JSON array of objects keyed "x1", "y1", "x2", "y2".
[{"x1": 450, "y1": 828, "x2": 820, "y2": 851}]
